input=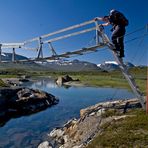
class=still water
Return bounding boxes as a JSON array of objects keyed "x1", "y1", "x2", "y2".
[{"x1": 0, "y1": 78, "x2": 135, "y2": 147}]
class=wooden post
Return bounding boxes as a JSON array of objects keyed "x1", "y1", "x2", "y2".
[
  {"x1": 95, "y1": 21, "x2": 99, "y2": 45},
  {"x1": 12, "y1": 48, "x2": 15, "y2": 62},
  {"x1": 48, "y1": 42, "x2": 58, "y2": 56},
  {"x1": 37, "y1": 37, "x2": 43, "y2": 59}
]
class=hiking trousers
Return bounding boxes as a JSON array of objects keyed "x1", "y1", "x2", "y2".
[{"x1": 111, "y1": 25, "x2": 126, "y2": 57}]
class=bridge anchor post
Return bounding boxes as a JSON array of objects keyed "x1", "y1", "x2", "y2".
[
  {"x1": 12, "y1": 48, "x2": 16, "y2": 62},
  {"x1": 37, "y1": 37, "x2": 43, "y2": 59}
]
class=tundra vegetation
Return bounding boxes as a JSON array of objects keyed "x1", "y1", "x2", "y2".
[{"x1": 0, "y1": 67, "x2": 146, "y2": 94}]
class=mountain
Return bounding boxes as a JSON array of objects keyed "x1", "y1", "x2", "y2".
[
  {"x1": 37, "y1": 59, "x2": 101, "y2": 71},
  {"x1": 1, "y1": 52, "x2": 28, "y2": 61},
  {"x1": 0, "y1": 52, "x2": 49, "y2": 71},
  {"x1": 0, "y1": 53, "x2": 135, "y2": 72},
  {"x1": 97, "y1": 61, "x2": 135, "y2": 71},
  {"x1": 0, "y1": 53, "x2": 100, "y2": 71}
]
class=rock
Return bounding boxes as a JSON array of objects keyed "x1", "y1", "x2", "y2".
[
  {"x1": 64, "y1": 118, "x2": 77, "y2": 129},
  {"x1": 89, "y1": 112, "x2": 95, "y2": 116},
  {"x1": 56, "y1": 75, "x2": 79, "y2": 86},
  {"x1": 56, "y1": 77, "x2": 66, "y2": 86},
  {"x1": 63, "y1": 75, "x2": 73, "y2": 82},
  {"x1": 72, "y1": 145, "x2": 83, "y2": 148},
  {"x1": 96, "y1": 108, "x2": 105, "y2": 116},
  {"x1": 2, "y1": 78, "x2": 22, "y2": 87},
  {"x1": 19, "y1": 78, "x2": 29, "y2": 82},
  {"x1": 0, "y1": 87, "x2": 59, "y2": 126},
  {"x1": 38, "y1": 141, "x2": 52, "y2": 148},
  {"x1": 20, "y1": 75, "x2": 31, "y2": 79},
  {"x1": 45, "y1": 98, "x2": 143, "y2": 148},
  {"x1": 49, "y1": 128, "x2": 64, "y2": 138},
  {"x1": 63, "y1": 135, "x2": 68, "y2": 143}
]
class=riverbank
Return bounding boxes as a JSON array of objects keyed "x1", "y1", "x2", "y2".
[
  {"x1": 38, "y1": 97, "x2": 147, "y2": 148},
  {"x1": 0, "y1": 76, "x2": 59, "y2": 127},
  {"x1": 0, "y1": 68, "x2": 147, "y2": 147},
  {"x1": 0, "y1": 67, "x2": 147, "y2": 94}
]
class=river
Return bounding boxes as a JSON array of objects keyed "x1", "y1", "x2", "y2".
[{"x1": 0, "y1": 78, "x2": 135, "y2": 147}]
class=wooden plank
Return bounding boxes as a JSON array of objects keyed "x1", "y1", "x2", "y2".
[
  {"x1": 2, "y1": 43, "x2": 24, "y2": 46},
  {"x1": 1, "y1": 43, "x2": 24, "y2": 49},
  {"x1": 95, "y1": 21, "x2": 99, "y2": 45},
  {"x1": 41, "y1": 20, "x2": 95, "y2": 39},
  {"x1": 24, "y1": 19, "x2": 95, "y2": 44},
  {"x1": 2, "y1": 46, "x2": 22, "y2": 49},
  {"x1": 43, "y1": 27, "x2": 96, "y2": 43}
]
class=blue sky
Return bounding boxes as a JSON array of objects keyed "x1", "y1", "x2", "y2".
[{"x1": 0, "y1": 0, "x2": 147, "y2": 65}]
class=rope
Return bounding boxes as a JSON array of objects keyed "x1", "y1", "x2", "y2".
[
  {"x1": 64, "y1": 32, "x2": 148, "y2": 61},
  {"x1": 137, "y1": 45, "x2": 148, "y2": 64},
  {"x1": 125, "y1": 33, "x2": 148, "y2": 43},
  {"x1": 130, "y1": 34, "x2": 147, "y2": 63},
  {"x1": 125, "y1": 26, "x2": 146, "y2": 37}
]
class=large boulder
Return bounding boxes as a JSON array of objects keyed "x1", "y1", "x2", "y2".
[
  {"x1": 0, "y1": 87, "x2": 59, "y2": 126},
  {"x1": 56, "y1": 75, "x2": 79, "y2": 86}
]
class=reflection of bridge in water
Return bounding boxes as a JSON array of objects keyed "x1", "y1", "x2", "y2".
[{"x1": 0, "y1": 19, "x2": 146, "y2": 109}]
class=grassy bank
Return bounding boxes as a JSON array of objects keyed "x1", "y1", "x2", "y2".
[
  {"x1": 70, "y1": 67, "x2": 147, "y2": 94},
  {"x1": 0, "y1": 79, "x2": 7, "y2": 87},
  {"x1": 0, "y1": 67, "x2": 147, "y2": 94},
  {"x1": 87, "y1": 109, "x2": 148, "y2": 148}
]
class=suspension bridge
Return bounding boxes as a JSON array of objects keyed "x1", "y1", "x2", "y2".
[
  {"x1": 0, "y1": 19, "x2": 147, "y2": 110},
  {"x1": 0, "y1": 19, "x2": 105, "y2": 62}
]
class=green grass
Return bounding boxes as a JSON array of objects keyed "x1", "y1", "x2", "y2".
[
  {"x1": 70, "y1": 68, "x2": 147, "y2": 94},
  {"x1": 0, "y1": 79, "x2": 7, "y2": 87},
  {"x1": 0, "y1": 67, "x2": 147, "y2": 94},
  {"x1": 87, "y1": 109, "x2": 148, "y2": 148}
]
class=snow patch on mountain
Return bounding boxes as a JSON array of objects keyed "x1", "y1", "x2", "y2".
[{"x1": 97, "y1": 61, "x2": 135, "y2": 71}]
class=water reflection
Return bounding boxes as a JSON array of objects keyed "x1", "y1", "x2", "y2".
[
  {"x1": 34, "y1": 79, "x2": 58, "y2": 89},
  {"x1": 31, "y1": 79, "x2": 72, "y2": 90},
  {"x1": 0, "y1": 78, "x2": 135, "y2": 148}
]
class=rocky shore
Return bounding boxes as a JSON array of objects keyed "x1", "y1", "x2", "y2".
[
  {"x1": 2, "y1": 77, "x2": 31, "y2": 87},
  {"x1": 38, "y1": 98, "x2": 142, "y2": 148},
  {"x1": 0, "y1": 87, "x2": 59, "y2": 126}
]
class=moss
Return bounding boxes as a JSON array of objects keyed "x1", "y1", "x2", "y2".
[
  {"x1": 101, "y1": 109, "x2": 121, "y2": 118},
  {"x1": 87, "y1": 109, "x2": 148, "y2": 148}
]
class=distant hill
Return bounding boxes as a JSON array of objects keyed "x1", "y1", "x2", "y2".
[
  {"x1": 0, "y1": 52, "x2": 49, "y2": 71},
  {"x1": 0, "y1": 53, "x2": 100, "y2": 71},
  {"x1": 97, "y1": 61, "x2": 135, "y2": 71},
  {"x1": 1, "y1": 52, "x2": 28, "y2": 61},
  {"x1": 0, "y1": 53, "x2": 137, "y2": 72},
  {"x1": 37, "y1": 59, "x2": 101, "y2": 72}
]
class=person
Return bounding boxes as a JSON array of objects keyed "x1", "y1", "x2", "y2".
[{"x1": 95, "y1": 9, "x2": 128, "y2": 58}]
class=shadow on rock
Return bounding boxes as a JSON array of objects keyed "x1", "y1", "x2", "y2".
[{"x1": 0, "y1": 87, "x2": 59, "y2": 127}]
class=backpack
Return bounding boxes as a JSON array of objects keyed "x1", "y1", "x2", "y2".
[{"x1": 110, "y1": 11, "x2": 129, "y2": 26}]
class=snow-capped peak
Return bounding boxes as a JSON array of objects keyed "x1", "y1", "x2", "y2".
[{"x1": 104, "y1": 61, "x2": 118, "y2": 65}]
